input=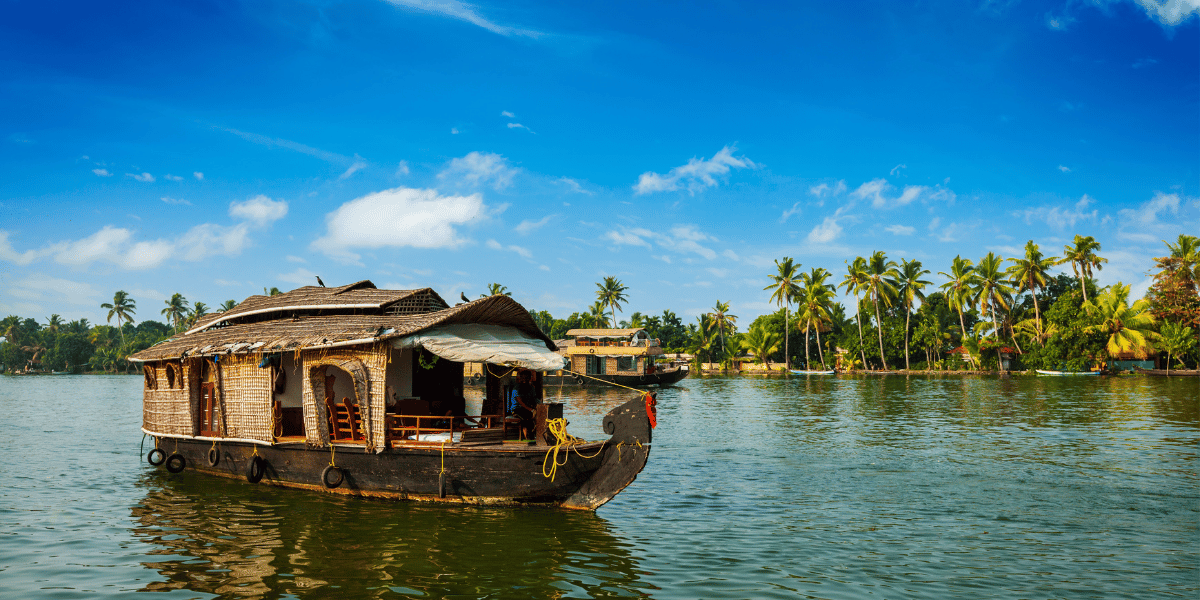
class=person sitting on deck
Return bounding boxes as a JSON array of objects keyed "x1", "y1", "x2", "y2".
[{"x1": 509, "y1": 369, "x2": 539, "y2": 440}]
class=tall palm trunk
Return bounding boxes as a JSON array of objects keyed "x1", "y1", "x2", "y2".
[
  {"x1": 956, "y1": 305, "x2": 971, "y2": 367},
  {"x1": 903, "y1": 300, "x2": 912, "y2": 370},
  {"x1": 1029, "y1": 280, "x2": 1044, "y2": 345},
  {"x1": 815, "y1": 326, "x2": 826, "y2": 368},
  {"x1": 783, "y1": 307, "x2": 790, "y2": 370},
  {"x1": 873, "y1": 297, "x2": 888, "y2": 370},
  {"x1": 855, "y1": 295, "x2": 867, "y2": 368},
  {"x1": 803, "y1": 322, "x2": 811, "y2": 368},
  {"x1": 989, "y1": 302, "x2": 1004, "y2": 370}
]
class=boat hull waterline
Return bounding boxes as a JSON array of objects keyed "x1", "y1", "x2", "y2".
[
  {"x1": 1035, "y1": 370, "x2": 1102, "y2": 376},
  {"x1": 146, "y1": 395, "x2": 653, "y2": 510}
]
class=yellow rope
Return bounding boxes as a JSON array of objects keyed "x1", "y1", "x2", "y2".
[
  {"x1": 562, "y1": 369, "x2": 644, "y2": 393},
  {"x1": 541, "y1": 417, "x2": 605, "y2": 482},
  {"x1": 485, "y1": 364, "x2": 518, "y2": 378},
  {"x1": 440, "y1": 441, "x2": 447, "y2": 475},
  {"x1": 328, "y1": 442, "x2": 335, "y2": 467}
]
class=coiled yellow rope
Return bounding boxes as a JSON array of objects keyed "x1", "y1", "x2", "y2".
[{"x1": 541, "y1": 417, "x2": 605, "y2": 481}]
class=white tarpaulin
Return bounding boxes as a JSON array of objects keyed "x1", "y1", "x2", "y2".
[{"x1": 391, "y1": 324, "x2": 567, "y2": 371}]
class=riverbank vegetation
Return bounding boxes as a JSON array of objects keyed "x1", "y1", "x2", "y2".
[{"x1": 2, "y1": 236, "x2": 1196, "y2": 374}]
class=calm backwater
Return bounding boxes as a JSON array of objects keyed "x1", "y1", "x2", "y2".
[{"x1": 1, "y1": 374, "x2": 1196, "y2": 599}]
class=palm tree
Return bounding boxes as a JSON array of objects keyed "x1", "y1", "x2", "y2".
[
  {"x1": 263, "y1": 287, "x2": 282, "y2": 296},
  {"x1": 595, "y1": 276, "x2": 629, "y2": 328},
  {"x1": 1007, "y1": 240, "x2": 1059, "y2": 345},
  {"x1": 741, "y1": 324, "x2": 781, "y2": 371},
  {"x1": 896, "y1": 259, "x2": 932, "y2": 370},
  {"x1": 938, "y1": 255, "x2": 976, "y2": 361},
  {"x1": 972, "y1": 252, "x2": 1014, "y2": 369},
  {"x1": 189, "y1": 302, "x2": 210, "y2": 328},
  {"x1": 1063, "y1": 235, "x2": 1107, "y2": 303},
  {"x1": 1083, "y1": 283, "x2": 1158, "y2": 363},
  {"x1": 839, "y1": 257, "x2": 870, "y2": 369},
  {"x1": 1163, "y1": 234, "x2": 1200, "y2": 286},
  {"x1": 162, "y1": 293, "x2": 190, "y2": 332},
  {"x1": 44, "y1": 314, "x2": 64, "y2": 334},
  {"x1": 797, "y1": 268, "x2": 834, "y2": 369},
  {"x1": 764, "y1": 257, "x2": 801, "y2": 369},
  {"x1": 217, "y1": 299, "x2": 238, "y2": 313},
  {"x1": 585, "y1": 301, "x2": 610, "y2": 328},
  {"x1": 863, "y1": 251, "x2": 901, "y2": 370},
  {"x1": 482, "y1": 283, "x2": 512, "y2": 297},
  {"x1": 101, "y1": 290, "x2": 136, "y2": 346},
  {"x1": 707, "y1": 300, "x2": 737, "y2": 356},
  {"x1": 1158, "y1": 322, "x2": 1196, "y2": 374}
]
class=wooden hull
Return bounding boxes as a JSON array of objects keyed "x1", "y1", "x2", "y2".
[
  {"x1": 1036, "y1": 370, "x2": 1101, "y2": 376},
  {"x1": 1134, "y1": 368, "x2": 1200, "y2": 377},
  {"x1": 789, "y1": 370, "x2": 835, "y2": 375},
  {"x1": 147, "y1": 396, "x2": 654, "y2": 510}
]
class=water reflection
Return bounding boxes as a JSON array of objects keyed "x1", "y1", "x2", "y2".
[{"x1": 132, "y1": 472, "x2": 649, "y2": 598}]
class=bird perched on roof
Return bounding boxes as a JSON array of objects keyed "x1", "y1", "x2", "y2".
[
  {"x1": 316, "y1": 276, "x2": 325, "y2": 287},
  {"x1": 460, "y1": 292, "x2": 470, "y2": 303}
]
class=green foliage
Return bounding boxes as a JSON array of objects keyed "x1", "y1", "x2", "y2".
[{"x1": 1019, "y1": 290, "x2": 1106, "y2": 371}]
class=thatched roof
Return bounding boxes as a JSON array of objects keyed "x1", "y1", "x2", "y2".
[
  {"x1": 131, "y1": 292, "x2": 552, "y2": 362},
  {"x1": 186, "y1": 280, "x2": 448, "y2": 334},
  {"x1": 565, "y1": 328, "x2": 645, "y2": 338}
]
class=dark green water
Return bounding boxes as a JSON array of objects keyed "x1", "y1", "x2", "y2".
[{"x1": 1, "y1": 374, "x2": 1196, "y2": 599}]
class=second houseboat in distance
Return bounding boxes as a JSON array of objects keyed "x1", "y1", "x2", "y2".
[{"x1": 516, "y1": 328, "x2": 688, "y2": 387}]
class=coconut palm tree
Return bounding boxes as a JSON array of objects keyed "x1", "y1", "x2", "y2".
[
  {"x1": 764, "y1": 257, "x2": 801, "y2": 369},
  {"x1": 896, "y1": 259, "x2": 932, "y2": 370},
  {"x1": 217, "y1": 299, "x2": 238, "y2": 313},
  {"x1": 741, "y1": 324, "x2": 781, "y2": 371},
  {"x1": 101, "y1": 290, "x2": 136, "y2": 346},
  {"x1": 972, "y1": 252, "x2": 1014, "y2": 368},
  {"x1": 797, "y1": 268, "x2": 834, "y2": 369},
  {"x1": 1163, "y1": 233, "x2": 1200, "y2": 286},
  {"x1": 1063, "y1": 235, "x2": 1107, "y2": 303},
  {"x1": 1083, "y1": 283, "x2": 1158, "y2": 364},
  {"x1": 44, "y1": 314, "x2": 64, "y2": 334},
  {"x1": 1158, "y1": 322, "x2": 1196, "y2": 374},
  {"x1": 162, "y1": 293, "x2": 190, "y2": 333},
  {"x1": 1007, "y1": 240, "x2": 1059, "y2": 345},
  {"x1": 707, "y1": 300, "x2": 737, "y2": 356},
  {"x1": 595, "y1": 276, "x2": 629, "y2": 328},
  {"x1": 482, "y1": 283, "x2": 512, "y2": 297},
  {"x1": 263, "y1": 287, "x2": 282, "y2": 296},
  {"x1": 863, "y1": 251, "x2": 900, "y2": 370},
  {"x1": 585, "y1": 301, "x2": 610, "y2": 328},
  {"x1": 839, "y1": 257, "x2": 870, "y2": 369},
  {"x1": 188, "y1": 302, "x2": 210, "y2": 328},
  {"x1": 938, "y1": 256, "x2": 976, "y2": 360}
]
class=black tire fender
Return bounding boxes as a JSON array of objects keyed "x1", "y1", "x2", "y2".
[
  {"x1": 147, "y1": 448, "x2": 166, "y2": 466},
  {"x1": 246, "y1": 455, "x2": 265, "y2": 483},
  {"x1": 207, "y1": 447, "x2": 220, "y2": 467},
  {"x1": 165, "y1": 453, "x2": 186, "y2": 473},
  {"x1": 322, "y1": 464, "x2": 344, "y2": 489}
]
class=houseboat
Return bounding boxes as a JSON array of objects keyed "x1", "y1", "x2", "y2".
[
  {"x1": 468, "y1": 328, "x2": 688, "y2": 387},
  {"x1": 129, "y1": 281, "x2": 655, "y2": 510}
]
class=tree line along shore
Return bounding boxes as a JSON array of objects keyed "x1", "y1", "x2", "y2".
[{"x1": 2, "y1": 235, "x2": 1197, "y2": 375}]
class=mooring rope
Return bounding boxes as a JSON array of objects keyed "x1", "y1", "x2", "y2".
[{"x1": 541, "y1": 417, "x2": 606, "y2": 482}]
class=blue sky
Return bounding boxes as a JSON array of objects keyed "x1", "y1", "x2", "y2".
[{"x1": 1, "y1": 0, "x2": 1197, "y2": 328}]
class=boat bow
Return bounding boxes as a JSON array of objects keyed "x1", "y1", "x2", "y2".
[{"x1": 562, "y1": 394, "x2": 654, "y2": 510}]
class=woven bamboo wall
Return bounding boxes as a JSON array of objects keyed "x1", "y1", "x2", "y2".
[
  {"x1": 218, "y1": 354, "x2": 273, "y2": 442},
  {"x1": 300, "y1": 345, "x2": 388, "y2": 452},
  {"x1": 142, "y1": 362, "x2": 193, "y2": 436}
]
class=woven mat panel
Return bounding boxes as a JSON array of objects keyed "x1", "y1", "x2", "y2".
[
  {"x1": 219, "y1": 355, "x2": 273, "y2": 442},
  {"x1": 300, "y1": 345, "x2": 388, "y2": 451},
  {"x1": 142, "y1": 362, "x2": 193, "y2": 436}
]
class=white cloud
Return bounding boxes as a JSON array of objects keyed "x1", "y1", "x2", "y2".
[
  {"x1": 311, "y1": 186, "x2": 486, "y2": 263},
  {"x1": 896, "y1": 185, "x2": 926, "y2": 206},
  {"x1": 1058, "y1": 165, "x2": 1071, "y2": 173},
  {"x1": 851, "y1": 179, "x2": 890, "y2": 207},
  {"x1": 707, "y1": 268, "x2": 728, "y2": 278},
  {"x1": 92, "y1": 168, "x2": 112, "y2": 177},
  {"x1": 127, "y1": 172, "x2": 155, "y2": 182},
  {"x1": 438, "y1": 151, "x2": 517, "y2": 190},
  {"x1": 1013, "y1": 194, "x2": 1098, "y2": 230},
  {"x1": 286, "y1": 255, "x2": 306, "y2": 263},
  {"x1": 229, "y1": 195, "x2": 288, "y2": 226},
  {"x1": 890, "y1": 164, "x2": 907, "y2": 176},
  {"x1": 164, "y1": 174, "x2": 184, "y2": 181},
  {"x1": 633, "y1": 145, "x2": 757, "y2": 195},
  {"x1": 506, "y1": 123, "x2": 534, "y2": 133},
  {"x1": 5, "y1": 274, "x2": 100, "y2": 307},
  {"x1": 807, "y1": 217, "x2": 842, "y2": 244},
  {"x1": 1116, "y1": 191, "x2": 1193, "y2": 243},
  {"x1": 809, "y1": 181, "x2": 847, "y2": 198},
  {"x1": 1132, "y1": 0, "x2": 1200, "y2": 26},
  {"x1": 338, "y1": 155, "x2": 367, "y2": 180},
  {"x1": 54, "y1": 226, "x2": 132, "y2": 267},
  {"x1": 501, "y1": 111, "x2": 515, "y2": 117},
  {"x1": 604, "y1": 228, "x2": 654, "y2": 248},
  {"x1": 383, "y1": 0, "x2": 541, "y2": 37},
  {"x1": 175, "y1": 223, "x2": 252, "y2": 262},
  {"x1": 661, "y1": 225, "x2": 717, "y2": 259},
  {"x1": 722, "y1": 249, "x2": 739, "y2": 261},
  {"x1": 278, "y1": 267, "x2": 319, "y2": 286},
  {"x1": 515, "y1": 214, "x2": 555, "y2": 235},
  {"x1": 396, "y1": 160, "x2": 410, "y2": 176},
  {"x1": 539, "y1": 264, "x2": 550, "y2": 271},
  {"x1": 123, "y1": 240, "x2": 174, "y2": 269},
  {"x1": 450, "y1": 127, "x2": 460, "y2": 135},
  {"x1": 780, "y1": 201, "x2": 802, "y2": 223},
  {"x1": 485, "y1": 238, "x2": 531, "y2": 258},
  {"x1": 0, "y1": 231, "x2": 50, "y2": 265},
  {"x1": 885, "y1": 224, "x2": 916, "y2": 236},
  {"x1": 161, "y1": 197, "x2": 191, "y2": 206},
  {"x1": 193, "y1": 172, "x2": 204, "y2": 180},
  {"x1": 557, "y1": 177, "x2": 592, "y2": 195}
]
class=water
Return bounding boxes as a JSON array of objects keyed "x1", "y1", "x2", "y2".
[{"x1": 1, "y1": 374, "x2": 1196, "y2": 599}]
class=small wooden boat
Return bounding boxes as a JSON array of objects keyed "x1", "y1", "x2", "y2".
[
  {"x1": 1133, "y1": 367, "x2": 1200, "y2": 377},
  {"x1": 789, "y1": 369, "x2": 835, "y2": 375},
  {"x1": 130, "y1": 281, "x2": 655, "y2": 510},
  {"x1": 1035, "y1": 369, "x2": 1101, "y2": 376}
]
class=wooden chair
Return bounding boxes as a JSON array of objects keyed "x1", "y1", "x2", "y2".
[{"x1": 330, "y1": 397, "x2": 364, "y2": 441}]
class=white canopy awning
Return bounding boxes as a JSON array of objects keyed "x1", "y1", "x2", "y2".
[{"x1": 391, "y1": 324, "x2": 567, "y2": 371}]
